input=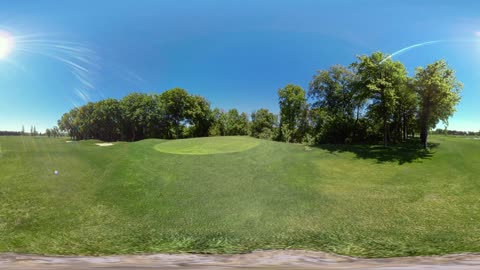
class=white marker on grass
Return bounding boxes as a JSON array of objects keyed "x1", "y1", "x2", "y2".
[{"x1": 54, "y1": 170, "x2": 59, "y2": 175}]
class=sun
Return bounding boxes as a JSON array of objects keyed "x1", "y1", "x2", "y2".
[{"x1": 0, "y1": 31, "x2": 14, "y2": 59}]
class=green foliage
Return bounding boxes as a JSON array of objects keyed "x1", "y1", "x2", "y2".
[
  {"x1": 257, "y1": 127, "x2": 275, "y2": 140},
  {"x1": 119, "y1": 93, "x2": 156, "y2": 141},
  {"x1": 56, "y1": 51, "x2": 463, "y2": 149},
  {"x1": 278, "y1": 84, "x2": 308, "y2": 143},
  {"x1": 280, "y1": 124, "x2": 293, "y2": 143},
  {"x1": 59, "y1": 89, "x2": 213, "y2": 141},
  {"x1": 185, "y1": 95, "x2": 212, "y2": 138},
  {"x1": 352, "y1": 52, "x2": 408, "y2": 146},
  {"x1": 224, "y1": 109, "x2": 249, "y2": 136},
  {"x1": 158, "y1": 88, "x2": 193, "y2": 139},
  {"x1": 414, "y1": 60, "x2": 462, "y2": 148},
  {"x1": 302, "y1": 133, "x2": 315, "y2": 146},
  {"x1": 309, "y1": 65, "x2": 359, "y2": 143},
  {"x1": 209, "y1": 108, "x2": 227, "y2": 136},
  {"x1": 250, "y1": 108, "x2": 277, "y2": 139}
]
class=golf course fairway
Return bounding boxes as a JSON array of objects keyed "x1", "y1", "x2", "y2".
[{"x1": 0, "y1": 135, "x2": 479, "y2": 257}]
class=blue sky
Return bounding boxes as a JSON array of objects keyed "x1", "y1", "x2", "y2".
[{"x1": 0, "y1": 0, "x2": 479, "y2": 132}]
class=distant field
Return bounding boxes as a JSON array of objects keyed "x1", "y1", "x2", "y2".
[{"x1": 0, "y1": 135, "x2": 479, "y2": 257}]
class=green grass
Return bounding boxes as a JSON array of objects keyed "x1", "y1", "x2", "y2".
[
  {"x1": 0, "y1": 135, "x2": 479, "y2": 257},
  {"x1": 154, "y1": 136, "x2": 260, "y2": 154}
]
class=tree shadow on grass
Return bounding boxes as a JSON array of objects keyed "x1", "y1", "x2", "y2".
[{"x1": 315, "y1": 140, "x2": 439, "y2": 165}]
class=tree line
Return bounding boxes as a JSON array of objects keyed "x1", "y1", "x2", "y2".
[
  {"x1": 58, "y1": 51, "x2": 462, "y2": 148},
  {"x1": 432, "y1": 129, "x2": 480, "y2": 136}
]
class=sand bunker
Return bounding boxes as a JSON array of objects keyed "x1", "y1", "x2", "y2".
[{"x1": 95, "y1": 143, "x2": 114, "y2": 147}]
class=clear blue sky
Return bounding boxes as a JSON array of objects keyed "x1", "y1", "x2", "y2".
[{"x1": 0, "y1": 0, "x2": 479, "y2": 132}]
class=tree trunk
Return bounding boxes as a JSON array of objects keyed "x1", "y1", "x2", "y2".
[
  {"x1": 420, "y1": 101, "x2": 431, "y2": 149},
  {"x1": 175, "y1": 120, "x2": 180, "y2": 139},
  {"x1": 420, "y1": 125, "x2": 428, "y2": 149},
  {"x1": 420, "y1": 112, "x2": 429, "y2": 149},
  {"x1": 383, "y1": 117, "x2": 388, "y2": 147}
]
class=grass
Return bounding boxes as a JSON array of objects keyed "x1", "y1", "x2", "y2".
[
  {"x1": 0, "y1": 135, "x2": 479, "y2": 257},
  {"x1": 154, "y1": 136, "x2": 260, "y2": 154}
]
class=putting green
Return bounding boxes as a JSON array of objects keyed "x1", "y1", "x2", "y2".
[{"x1": 154, "y1": 136, "x2": 260, "y2": 155}]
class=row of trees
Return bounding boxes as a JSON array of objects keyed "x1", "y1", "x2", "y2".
[
  {"x1": 58, "y1": 88, "x2": 261, "y2": 142},
  {"x1": 1, "y1": 125, "x2": 42, "y2": 136},
  {"x1": 58, "y1": 52, "x2": 462, "y2": 148},
  {"x1": 273, "y1": 52, "x2": 462, "y2": 148},
  {"x1": 58, "y1": 87, "x2": 278, "y2": 142},
  {"x1": 432, "y1": 129, "x2": 480, "y2": 136}
]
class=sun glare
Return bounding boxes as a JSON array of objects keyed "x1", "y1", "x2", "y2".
[{"x1": 0, "y1": 31, "x2": 14, "y2": 59}]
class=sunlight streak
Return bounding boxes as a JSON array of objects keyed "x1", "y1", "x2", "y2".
[
  {"x1": 0, "y1": 28, "x2": 101, "y2": 107},
  {"x1": 380, "y1": 40, "x2": 446, "y2": 63},
  {"x1": 0, "y1": 30, "x2": 14, "y2": 59}
]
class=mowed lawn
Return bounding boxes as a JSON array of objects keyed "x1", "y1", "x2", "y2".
[{"x1": 0, "y1": 135, "x2": 479, "y2": 257}]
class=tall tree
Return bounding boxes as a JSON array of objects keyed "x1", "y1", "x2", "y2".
[
  {"x1": 120, "y1": 93, "x2": 157, "y2": 141},
  {"x1": 250, "y1": 108, "x2": 277, "y2": 139},
  {"x1": 309, "y1": 65, "x2": 358, "y2": 143},
  {"x1": 91, "y1": 98, "x2": 123, "y2": 141},
  {"x1": 185, "y1": 95, "x2": 212, "y2": 137},
  {"x1": 393, "y1": 78, "x2": 418, "y2": 142},
  {"x1": 414, "y1": 60, "x2": 462, "y2": 148},
  {"x1": 225, "y1": 109, "x2": 249, "y2": 136},
  {"x1": 52, "y1": 126, "x2": 60, "y2": 138},
  {"x1": 353, "y1": 52, "x2": 408, "y2": 146},
  {"x1": 159, "y1": 88, "x2": 192, "y2": 139},
  {"x1": 278, "y1": 84, "x2": 308, "y2": 143},
  {"x1": 209, "y1": 108, "x2": 227, "y2": 136}
]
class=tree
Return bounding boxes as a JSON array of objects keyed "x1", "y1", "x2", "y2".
[
  {"x1": 281, "y1": 124, "x2": 293, "y2": 143},
  {"x1": 250, "y1": 108, "x2": 277, "y2": 139},
  {"x1": 414, "y1": 60, "x2": 462, "y2": 148},
  {"x1": 91, "y1": 98, "x2": 123, "y2": 141},
  {"x1": 58, "y1": 108, "x2": 80, "y2": 140},
  {"x1": 45, "y1": 128, "x2": 52, "y2": 138},
  {"x1": 159, "y1": 88, "x2": 192, "y2": 139},
  {"x1": 224, "y1": 109, "x2": 249, "y2": 136},
  {"x1": 353, "y1": 52, "x2": 408, "y2": 146},
  {"x1": 309, "y1": 65, "x2": 358, "y2": 143},
  {"x1": 21, "y1": 125, "x2": 25, "y2": 136},
  {"x1": 393, "y1": 78, "x2": 418, "y2": 142},
  {"x1": 209, "y1": 108, "x2": 227, "y2": 136},
  {"x1": 185, "y1": 95, "x2": 212, "y2": 138},
  {"x1": 278, "y1": 84, "x2": 308, "y2": 143},
  {"x1": 52, "y1": 126, "x2": 60, "y2": 138},
  {"x1": 120, "y1": 93, "x2": 157, "y2": 141}
]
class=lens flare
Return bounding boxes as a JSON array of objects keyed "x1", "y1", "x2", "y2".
[
  {"x1": 0, "y1": 28, "x2": 101, "y2": 104},
  {"x1": 0, "y1": 30, "x2": 14, "y2": 59}
]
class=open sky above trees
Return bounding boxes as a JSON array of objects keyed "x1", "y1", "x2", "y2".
[{"x1": 0, "y1": 0, "x2": 480, "y2": 132}]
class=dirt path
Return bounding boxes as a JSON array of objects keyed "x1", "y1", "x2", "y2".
[{"x1": 2, "y1": 250, "x2": 480, "y2": 269}]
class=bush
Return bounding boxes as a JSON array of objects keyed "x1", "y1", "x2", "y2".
[
  {"x1": 302, "y1": 134, "x2": 315, "y2": 146},
  {"x1": 258, "y1": 127, "x2": 274, "y2": 140}
]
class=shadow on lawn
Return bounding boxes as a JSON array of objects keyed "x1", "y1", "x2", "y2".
[{"x1": 315, "y1": 140, "x2": 439, "y2": 165}]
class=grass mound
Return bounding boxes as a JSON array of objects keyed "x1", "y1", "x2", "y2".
[{"x1": 154, "y1": 136, "x2": 260, "y2": 155}]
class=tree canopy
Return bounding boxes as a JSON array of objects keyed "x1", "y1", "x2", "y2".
[{"x1": 57, "y1": 52, "x2": 462, "y2": 149}]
